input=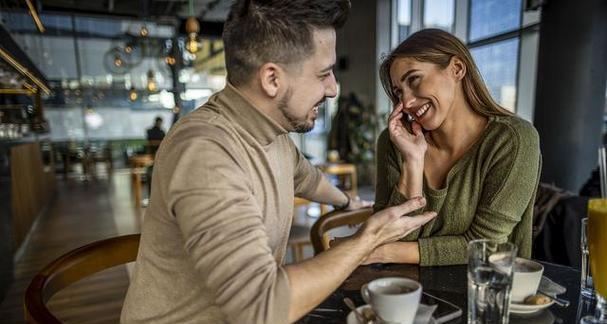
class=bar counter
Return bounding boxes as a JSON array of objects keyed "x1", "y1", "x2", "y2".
[{"x1": 0, "y1": 138, "x2": 55, "y2": 300}]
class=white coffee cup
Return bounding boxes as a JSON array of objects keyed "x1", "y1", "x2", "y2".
[
  {"x1": 361, "y1": 277, "x2": 422, "y2": 324},
  {"x1": 510, "y1": 258, "x2": 544, "y2": 303}
]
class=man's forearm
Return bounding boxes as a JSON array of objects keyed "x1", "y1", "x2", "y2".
[
  {"x1": 285, "y1": 233, "x2": 374, "y2": 322},
  {"x1": 307, "y1": 176, "x2": 348, "y2": 207}
]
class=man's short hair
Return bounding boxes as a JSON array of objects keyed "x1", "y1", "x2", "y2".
[
  {"x1": 223, "y1": 0, "x2": 350, "y2": 86},
  {"x1": 155, "y1": 117, "x2": 163, "y2": 124}
]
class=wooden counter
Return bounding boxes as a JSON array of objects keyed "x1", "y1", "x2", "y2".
[
  {"x1": 11, "y1": 142, "x2": 56, "y2": 250},
  {"x1": 0, "y1": 140, "x2": 56, "y2": 301}
]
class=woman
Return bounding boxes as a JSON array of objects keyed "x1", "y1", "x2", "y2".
[{"x1": 371, "y1": 29, "x2": 541, "y2": 266}]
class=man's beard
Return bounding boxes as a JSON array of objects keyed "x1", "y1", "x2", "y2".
[{"x1": 278, "y1": 88, "x2": 317, "y2": 134}]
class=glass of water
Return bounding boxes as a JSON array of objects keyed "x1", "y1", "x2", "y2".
[
  {"x1": 468, "y1": 239, "x2": 517, "y2": 324},
  {"x1": 582, "y1": 218, "x2": 595, "y2": 298}
]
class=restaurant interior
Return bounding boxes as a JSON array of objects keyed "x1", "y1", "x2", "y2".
[{"x1": 0, "y1": 0, "x2": 606, "y2": 323}]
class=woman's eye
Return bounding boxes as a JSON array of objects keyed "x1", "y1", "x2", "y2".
[{"x1": 408, "y1": 75, "x2": 420, "y2": 85}]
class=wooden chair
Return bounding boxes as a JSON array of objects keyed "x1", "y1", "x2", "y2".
[
  {"x1": 146, "y1": 140, "x2": 163, "y2": 157},
  {"x1": 287, "y1": 197, "x2": 315, "y2": 263},
  {"x1": 320, "y1": 163, "x2": 358, "y2": 197},
  {"x1": 130, "y1": 154, "x2": 154, "y2": 208},
  {"x1": 310, "y1": 207, "x2": 373, "y2": 255},
  {"x1": 288, "y1": 225, "x2": 310, "y2": 263},
  {"x1": 24, "y1": 234, "x2": 141, "y2": 323}
]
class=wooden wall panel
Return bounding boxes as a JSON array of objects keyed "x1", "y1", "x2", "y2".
[{"x1": 11, "y1": 143, "x2": 55, "y2": 251}]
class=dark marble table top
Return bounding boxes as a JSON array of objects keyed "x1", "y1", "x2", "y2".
[{"x1": 298, "y1": 261, "x2": 593, "y2": 324}]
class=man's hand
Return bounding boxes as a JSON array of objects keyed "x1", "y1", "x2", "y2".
[
  {"x1": 330, "y1": 197, "x2": 435, "y2": 251},
  {"x1": 358, "y1": 197, "x2": 435, "y2": 249}
]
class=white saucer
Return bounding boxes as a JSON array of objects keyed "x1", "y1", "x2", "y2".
[
  {"x1": 347, "y1": 304, "x2": 434, "y2": 324},
  {"x1": 510, "y1": 299, "x2": 554, "y2": 315},
  {"x1": 347, "y1": 305, "x2": 373, "y2": 324}
]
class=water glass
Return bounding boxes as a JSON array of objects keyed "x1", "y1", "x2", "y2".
[
  {"x1": 582, "y1": 218, "x2": 595, "y2": 298},
  {"x1": 468, "y1": 239, "x2": 517, "y2": 324}
]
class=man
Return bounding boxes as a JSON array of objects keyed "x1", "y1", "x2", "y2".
[
  {"x1": 121, "y1": 1, "x2": 436, "y2": 323},
  {"x1": 145, "y1": 116, "x2": 165, "y2": 157},
  {"x1": 146, "y1": 116, "x2": 166, "y2": 141}
]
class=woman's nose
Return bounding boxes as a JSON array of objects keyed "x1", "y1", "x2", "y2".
[{"x1": 402, "y1": 95, "x2": 417, "y2": 109}]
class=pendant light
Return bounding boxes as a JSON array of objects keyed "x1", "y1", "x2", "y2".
[
  {"x1": 128, "y1": 86, "x2": 138, "y2": 102},
  {"x1": 146, "y1": 69, "x2": 157, "y2": 92},
  {"x1": 185, "y1": 0, "x2": 200, "y2": 54},
  {"x1": 139, "y1": 25, "x2": 149, "y2": 37}
]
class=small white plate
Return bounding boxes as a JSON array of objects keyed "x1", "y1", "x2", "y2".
[
  {"x1": 347, "y1": 304, "x2": 435, "y2": 324},
  {"x1": 510, "y1": 299, "x2": 554, "y2": 315},
  {"x1": 347, "y1": 305, "x2": 373, "y2": 324}
]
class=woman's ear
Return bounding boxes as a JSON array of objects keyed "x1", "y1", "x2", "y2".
[
  {"x1": 258, "y1": 63, "x2": 281, "y2": 98},
  {"x1": 450, "y1": 56, "x2": 467, "y2": 81}
]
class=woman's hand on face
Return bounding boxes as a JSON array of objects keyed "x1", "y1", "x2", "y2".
[{"x1": 388, "y1": 102, "x2": 428, "y2": 162}]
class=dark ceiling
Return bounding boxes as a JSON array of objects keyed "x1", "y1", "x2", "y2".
[{"x1": 3, "y1": 0, "x2": 231, "y2": 22}]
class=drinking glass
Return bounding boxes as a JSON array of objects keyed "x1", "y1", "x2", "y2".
[
  {"x1": 582, "y1": 217, "x2": 595, "y2": 298},
  {"x1": 468, "y1": 239, "x2": 517, "y2": 324},
  {"x1": 581, "y1": 199, "x2": 607, "y2": 324}
]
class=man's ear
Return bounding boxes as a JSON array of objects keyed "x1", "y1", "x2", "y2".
[
  {"x1": 450, "y1": 56, "x2": 466, "y2": 81},
  {"x1": 258, "y1": 63, "x2": 283, "y2": 98}
]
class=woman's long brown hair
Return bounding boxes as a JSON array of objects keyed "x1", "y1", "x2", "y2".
[{"x1": 379, "y1": 28, "x2": 512, "y2": 117}]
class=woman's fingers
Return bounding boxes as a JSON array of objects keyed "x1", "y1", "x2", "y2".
[
  {"x1": 388, "y1": 102, "x2": 403, "y2": 119},
  {"x1": 411, "y1": 121, "x2": 423, "y2": 136}
]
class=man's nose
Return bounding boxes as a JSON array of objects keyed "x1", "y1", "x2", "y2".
[{"x1": 325, "y1": 73, "x2": 338, "y2": 98}]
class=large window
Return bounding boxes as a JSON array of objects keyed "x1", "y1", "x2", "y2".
[
  {"x1": 12, "y1": 34, "x2": 79, "y2": 79},
  {"x1": 469, "y1": 0, "x2": 522, "y2": 42},
  {"x1": 470, "y1": 38, "x2": 520, "y2": 111},
  {"x1": 397, "y1": 0, "x2": 412, "y2": 42},
  {"x1": 423, "y1": 0, "x2": 455, "y2": 32},
  {"x1": 46, "y1": 107, "x2": 173, "y2": 140}
]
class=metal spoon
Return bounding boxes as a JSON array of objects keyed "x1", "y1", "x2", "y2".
[
  {"x1": 344, "y1": 297, "x2": 371, "y2": 324},
  {"x1": 538, "y1": 290, "x2": 570, "y2": 307}
]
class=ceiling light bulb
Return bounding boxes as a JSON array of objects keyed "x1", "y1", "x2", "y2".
[
  {"x1": 186, "y1": 35, "x2": 198, "y2": 53},
  {"x1": 114, "y1": 55, "x2": 123, "y2": 67},
  {"x1": 146, "y1": 69, "x2": 157, "y2": 92},
  {"x1": 128, "y1": 87, "x2": 138, "y2": 102},
  {"x1": 147, "y1": 80, "x2": 157, "y2": 92},
  {"x1": 165, "y1": 55, "x2": 176, "y2": 65},
  {"x1": 125, "y1": 44, "x2": 133, "y2": 54},
  {"x1": 140, "y1": 25, "x2": 149, "y2": 37}
]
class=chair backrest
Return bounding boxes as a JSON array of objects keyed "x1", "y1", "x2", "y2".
[
  {"x1": 24, "y1": 234, "x2": 141, "y2": 324},
  {"x1": 310, "y1": 207, "x2": 373, "y2": 255},
  {"x1": 321, "y1": 163, "x2": 358, "y2": 197}
]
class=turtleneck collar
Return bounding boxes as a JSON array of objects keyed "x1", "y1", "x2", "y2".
[{"x1": 214, "y1": 83, "x2": 288, "y2": 146}]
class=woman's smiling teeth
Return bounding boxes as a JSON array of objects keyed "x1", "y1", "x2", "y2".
[{"x1": 413, "y1": 102, "x2": 431, "y2": 118}]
